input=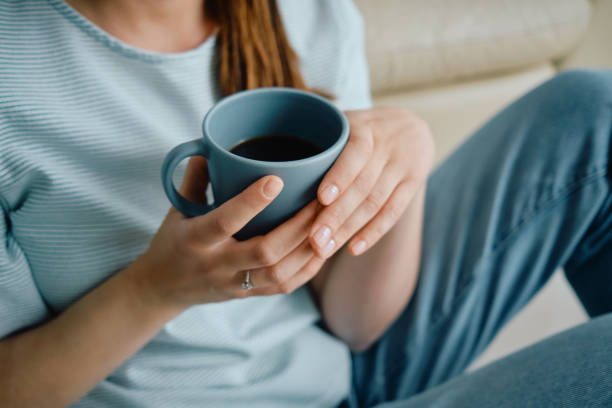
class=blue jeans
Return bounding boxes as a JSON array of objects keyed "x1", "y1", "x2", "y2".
[{"x1": 345, "y1": 69, "x2": 612, "y2": 407}]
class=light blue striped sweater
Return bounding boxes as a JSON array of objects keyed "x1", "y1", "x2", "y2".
[{"x1": 0, "y1": 0, "x2": 371, "y2": 406}]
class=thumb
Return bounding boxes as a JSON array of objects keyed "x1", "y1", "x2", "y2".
[{"x1": 178, "y1": 156, "x2": 210, "y2": 204}]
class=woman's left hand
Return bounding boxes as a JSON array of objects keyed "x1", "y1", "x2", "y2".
[{"x1": 309, "y1": 106, "x2": 435, "y2": 258}]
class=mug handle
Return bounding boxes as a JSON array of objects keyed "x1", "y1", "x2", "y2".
[{"x1": 161, "y1": 139, "x2": 213, "y2": 217}]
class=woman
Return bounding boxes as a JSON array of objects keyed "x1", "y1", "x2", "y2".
[{"x1": 0, "y1": 0, "x2": 610, "y2": 407}]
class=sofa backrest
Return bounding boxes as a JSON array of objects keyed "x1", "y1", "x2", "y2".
[{"x1": 354, "y1": 0, "x2": 592, "y2": 94}]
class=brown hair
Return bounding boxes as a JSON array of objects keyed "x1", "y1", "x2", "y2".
[{"x1": 205, "y1": 0, "x2": 321, "y2": 97}]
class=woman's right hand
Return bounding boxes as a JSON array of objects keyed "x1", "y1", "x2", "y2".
[{"x1": 132, "y1": 156, "x2": 323, "y2": 311}]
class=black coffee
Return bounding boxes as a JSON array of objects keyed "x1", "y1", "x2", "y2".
[{"x1": 229, "y1": 134, "x2": 324, "y2": 162}]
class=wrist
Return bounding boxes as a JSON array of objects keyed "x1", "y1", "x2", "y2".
[{"x1": 118, "y1": 254, "x2": 187, "y2": 322}]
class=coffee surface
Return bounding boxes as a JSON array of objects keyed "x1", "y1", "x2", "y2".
[{"x1": 229, "y1": 134, "x2": 324, "y2": 162}]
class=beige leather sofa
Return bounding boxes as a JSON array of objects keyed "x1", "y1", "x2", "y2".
[{"x1": 354, "y1": 0, "x2": 612, "y2": 369}]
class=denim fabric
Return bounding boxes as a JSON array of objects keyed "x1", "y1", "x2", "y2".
[{"x1": 346, "y1": 69, "x2": 612, "y2": 407}]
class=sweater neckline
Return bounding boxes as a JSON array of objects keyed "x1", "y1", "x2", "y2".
[{"x1": 47, "y1": 0, "x2": 217, "y2": 64}]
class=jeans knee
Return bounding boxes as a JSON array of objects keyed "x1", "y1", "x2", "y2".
[
  {"x1": 520, "y1": 69, "x2": 612, "y2": 151},
  {"x1": 544, "y1": 69, "x2": 612, "y2": 111},
  {"x1": 496, "y1": 69, "x2": 612, "y2": 185}
]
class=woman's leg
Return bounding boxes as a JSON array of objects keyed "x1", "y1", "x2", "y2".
[
  {"x1": 349, "y1": 69, "x2": 612, "y2": 407},
  {"x1": 375, "y1": 313, "x2": 612, "y2": 407}
]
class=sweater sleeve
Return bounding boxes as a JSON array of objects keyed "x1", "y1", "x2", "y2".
[
  {"x1": 0, "y1": 195, "x2": 50, "y2": 339},
  {"x1": 331, "y1": 0, "x2": 373, "y2": 111},
  {"x1": 279, "y1": 0, "x2": 373, "y2": 111}
]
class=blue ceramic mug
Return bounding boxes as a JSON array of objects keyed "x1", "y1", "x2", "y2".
[{"x1": 161, "y1": 87, "x2": 349, "y2": 240}]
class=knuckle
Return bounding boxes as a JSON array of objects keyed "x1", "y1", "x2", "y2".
[
  {"x1": 386, "y1": 202, "x2": 404, "y2": 223},
  {"x1": 402, "y1": 173, "x2": 418, "y2": 188},
  {"x1": 268, "y1": 265, "x2": 285, "y2": 284},
  {"x1": 396, "y1": 108, "x2": 429, "y2": 133},
  {"x1": 364, "y1": 191, "x2": 384, "y2": 214},
  {"x1": 254, "y1": 242, "x2": 280, "y2": 266},
  {"x1": 354, "y1": 173, "x2": 373, "y2": 196},
  {"x1": 348, "y1": 126, "x2": 374, "y2": 155},
  {"x1": 357, "y1": 132, "x2": 374, "y2": 156},
  {"x1": 277, "y1": 282, "x2": 295, "y2": 295},
  {"x1": 213, "y1": 215, "x2": 236, "y2": 237},
  {"x1": 410, "y1": 115, "x2": 434, "y2": 150},
  {"x1": 389, "y1": 106, "x2": 416, "y2": 121},
  {"x1": 397, "y1": 106, "x2": 416, "y2": 119}
]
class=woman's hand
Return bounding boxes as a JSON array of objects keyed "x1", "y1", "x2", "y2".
[
  {"x1": 134, "y1": 157, "x2": 323, "y2": 311},
  {"x1": 309, "y1": 107, "x2": 435, "y2": 258}
]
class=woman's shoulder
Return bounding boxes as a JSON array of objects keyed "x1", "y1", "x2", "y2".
[
  {"x1": 279, "y1": 0, "x2": 364, "y2": 59},
  {"x1": 0, "y1": 0, "x2": 65, "y2": 79},
  {"x1": 0, "y1": 1, "x2": 70, "y2": 168},
  {"x1": 278, "y1": 0, "x2": 364, "y2": 39},
  {"x1": 278, "y1": 0, "x2": 369, "y2": 106},
  {"x1": 0, "y1": 0, "x2": 60, "y2": 38}
]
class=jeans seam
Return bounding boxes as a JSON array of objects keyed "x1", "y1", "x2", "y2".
[
  {"x1": 492, "y1": 166, "x2": 607, "y2": 253},
  {"x1": 382, "y1": 165, "x2": 608, "y2": 381},
  {"x1": 434, "y1": 166, "x2": 606, "y2": 326}
]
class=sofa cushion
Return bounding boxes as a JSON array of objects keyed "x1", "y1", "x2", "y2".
[{"x1": 355, "y1": 0, "x2": 591, "y2": 94}]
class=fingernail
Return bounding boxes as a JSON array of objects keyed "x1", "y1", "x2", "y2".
[
  {"x1": 313, "y1": 225, "x2": 331, "y2": 248},
  {"x1": 320, "y1": 184, "x2": 339, "y2": 205},
  {"x1": 263, "y1": 177, "x2": 283, "y2": 198},
  {"x1": 321, "y1": 239, "x2": 335, "y2": 256},
  {"x1": 352, "y1": 240, "x2": 367, "y2": 255}
]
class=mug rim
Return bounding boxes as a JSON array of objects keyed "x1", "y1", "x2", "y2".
[{"x1": 201, "y1": 87, "x2": 349, "y2": 168}]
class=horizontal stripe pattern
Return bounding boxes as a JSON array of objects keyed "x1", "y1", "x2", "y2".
[{"x1": 0, "y1": 0, "x2": 371, "y2": 406}]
